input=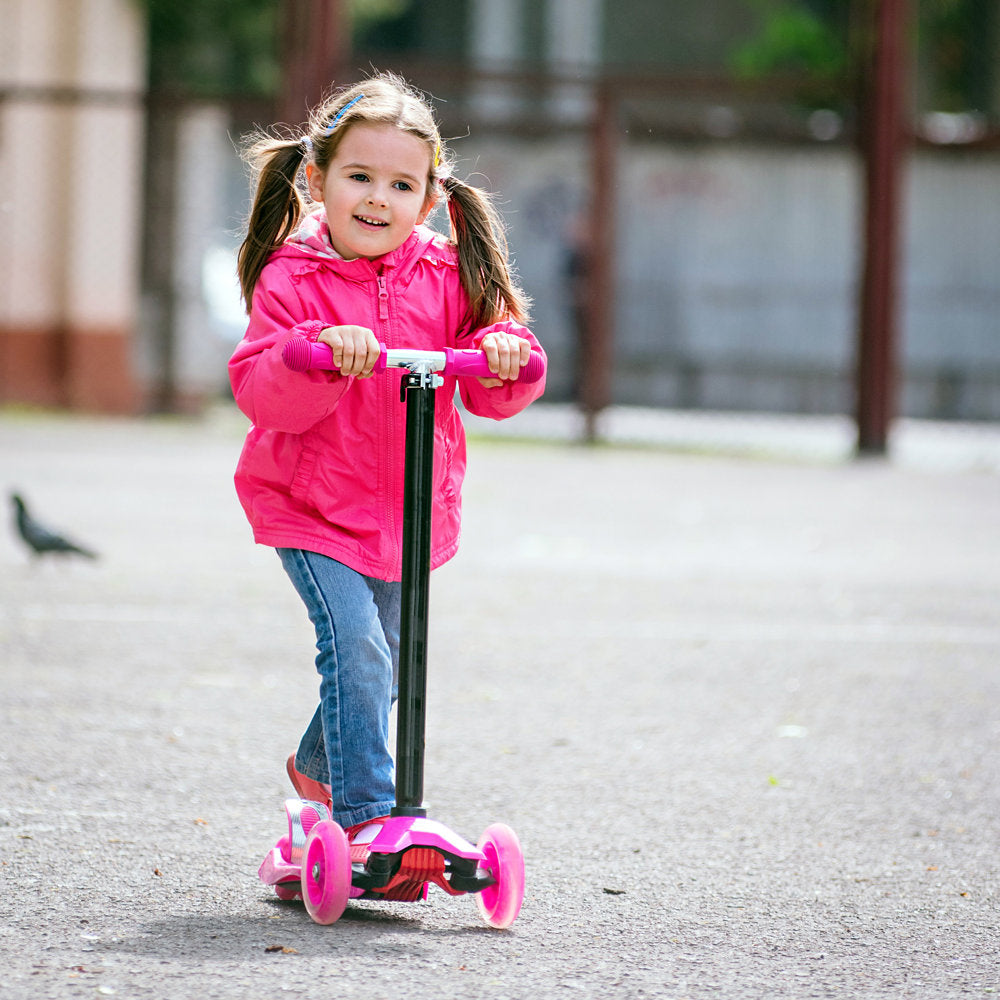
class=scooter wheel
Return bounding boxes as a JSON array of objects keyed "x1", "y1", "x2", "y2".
[
  {"x1": 475, "y1": 823, "x2": 525, "y2": 929},
  {"x1": 273, "y1": 881, "x2": 300, "y2": 901},
  {"x1": 301, "y1": 820, "x2": 351, "y2": 924}
]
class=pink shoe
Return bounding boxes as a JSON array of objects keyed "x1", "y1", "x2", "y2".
[{"x1": 286, "y1": 754, "x2": 332, "y2": 811}]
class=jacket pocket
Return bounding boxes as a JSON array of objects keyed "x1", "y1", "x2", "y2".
[{"x1": 290, "y1": 444, "x2": 319, "y2": 503}]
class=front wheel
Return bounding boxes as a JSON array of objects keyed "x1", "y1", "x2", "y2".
[
  {"x1": 475, "y1": 823, "x2": 525, "y2": 929},
  {"x1": 301, "y1": 820, "x2": 351, "y2": 924}
]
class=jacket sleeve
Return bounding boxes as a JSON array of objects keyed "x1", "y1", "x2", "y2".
[
  {"x1": 457, "y1": 319, "x2": 547, "y2": 420},
  {"x1": 228, "y1": 264, "x2": 352, "y2": 434}
]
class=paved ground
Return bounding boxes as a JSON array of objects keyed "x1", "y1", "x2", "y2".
[{"x1": 1, "y1": 403, "x2": 998, "y2": 999}]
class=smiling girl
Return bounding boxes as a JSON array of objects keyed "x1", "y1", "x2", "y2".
[{"x1": 230, "y1": 73, "x2": 544, "y2": 839}]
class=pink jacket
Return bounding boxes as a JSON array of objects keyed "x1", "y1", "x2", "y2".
[{"x1": 229, "y1": 216, "x2": 545, "y2": 581}]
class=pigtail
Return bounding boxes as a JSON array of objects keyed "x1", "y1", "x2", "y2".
[
  {"x1": 441, "y1": 176, "x2": 531, "y2": 329},
  {"x1": 237, "y1": 136, "x2": 309, "y2": 310}
]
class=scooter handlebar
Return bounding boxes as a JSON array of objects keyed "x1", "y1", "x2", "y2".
[
  {"x1": 281, "y1": 338, "x2": 545, "y2": 384},
  {"x1": 440, "y1": 347, "x2": 545, "y2": 383}
]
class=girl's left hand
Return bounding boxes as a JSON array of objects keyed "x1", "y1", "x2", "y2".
[{"x1": 477, "y1": 331, "x2": 532, "y2": 387}]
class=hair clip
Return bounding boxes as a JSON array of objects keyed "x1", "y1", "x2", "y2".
[
  {"x1": 324, "y1": 94, "x2": 364, "y2": 135},
  {"x1": 434, "y1": 140, "x2": 441, "y2": 169}
]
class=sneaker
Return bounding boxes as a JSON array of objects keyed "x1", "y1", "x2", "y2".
[{"x1": 285, "y1": 754, "x2": 332, "y2": 811}]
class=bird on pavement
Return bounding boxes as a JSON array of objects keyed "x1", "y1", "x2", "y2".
[{"x1": 10, "y1": 492, "x2": 99, "y2": 560}]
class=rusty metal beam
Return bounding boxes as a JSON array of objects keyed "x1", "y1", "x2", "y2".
[{"x1": 855, "y1": 0, "x2": 910, "y2": 455}]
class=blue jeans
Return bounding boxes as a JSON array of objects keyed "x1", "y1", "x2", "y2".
[{"x1": 277, "y1": 549, "x2": 400, "y2": 828}]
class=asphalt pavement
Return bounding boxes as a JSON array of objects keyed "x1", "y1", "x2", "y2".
[{"x1": 2, "y1": 403, "x2": 998, "y2": 999}]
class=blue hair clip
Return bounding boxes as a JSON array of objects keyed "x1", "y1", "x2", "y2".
[{"x1": 324, "y1": 94, "x2": 364, "y2": 135}]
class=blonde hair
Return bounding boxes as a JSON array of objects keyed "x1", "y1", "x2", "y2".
[{"x1": 237, "y1": 72, "x2": 530, "y2": 327}]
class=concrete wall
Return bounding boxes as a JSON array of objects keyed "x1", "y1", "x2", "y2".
[
  {"x1": 104, "y1": 110, "x2": 1000, "y2": 422},
  {"x1": 135, "y1": 105, "x2": 246, "y2": 408},
  {"x1": 461, "y1": 137, "x2": 1000, "y2": 420}
]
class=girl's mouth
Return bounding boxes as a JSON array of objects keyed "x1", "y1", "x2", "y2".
[{"x1": 355, "y1": 215, "x2": 388, "y2": 228}]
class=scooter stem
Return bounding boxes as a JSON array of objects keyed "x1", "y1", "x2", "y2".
[{"x1": 393, "y1": 370, "x2": 436, "y2": 817}]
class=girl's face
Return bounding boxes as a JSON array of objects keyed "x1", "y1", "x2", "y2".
[{"x1": 307, "y1": 122, "x2": 436, "y2": 261}]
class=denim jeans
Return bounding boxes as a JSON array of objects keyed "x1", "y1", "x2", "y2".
[{"x1": 277, "y1": 548, "x2": 400, "y2": 828}]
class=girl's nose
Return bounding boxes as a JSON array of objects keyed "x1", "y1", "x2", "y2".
[{"x1": 367, "y1": 187, "x2": 389, "y2": 207}]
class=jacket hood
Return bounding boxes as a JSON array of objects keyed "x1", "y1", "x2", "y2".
[{"x1": 270, "y1": 209, "x2": 453, "y2": 281}]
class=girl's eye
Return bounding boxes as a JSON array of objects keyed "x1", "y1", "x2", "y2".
[
  {"x1": 393, "y1": 181, "x2": 413, "y2": 192},
  {"x1": 349, "y1": 173, "x2": 370, "y2": 183}
]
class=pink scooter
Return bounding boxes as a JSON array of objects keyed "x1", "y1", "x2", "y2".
[{"x1": 257, "y1": 338, "x2": 545, "y2": 928}]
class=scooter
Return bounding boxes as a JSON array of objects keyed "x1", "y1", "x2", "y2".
[{"x1": 257, "y1": 337, "x2": 545, "y2": 928}]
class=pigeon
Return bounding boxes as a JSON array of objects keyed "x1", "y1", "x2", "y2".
[{"x1": 10, "y1": 493, "x2": 98, "y2": 560}]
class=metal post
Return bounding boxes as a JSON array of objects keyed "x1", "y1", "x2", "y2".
[
  {"x1": 141, "y1": 101, "x2": 179, "y2": 412},
  {"x1": 855, "y1": 0, "x2": 910, "y2": 455},
  {"x1": 581, "y1": 82, "x2": 617, "y2": 443}
]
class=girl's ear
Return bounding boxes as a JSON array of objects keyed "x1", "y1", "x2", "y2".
[
  {"x1": 305, "y1": 163, "x2": 325, "y2": 203},
  {"x1": 417, "y1": 191, "x2": 438, "y2": 226}
]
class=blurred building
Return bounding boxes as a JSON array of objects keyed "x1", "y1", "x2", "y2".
[
  {"x1": 0, "y1": 0, "x2": 146, "y2": 412},
  {"x1": 2, "y1": 0, "x2": 998, "y2": 422}
]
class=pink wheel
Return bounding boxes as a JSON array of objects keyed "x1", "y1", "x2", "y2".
[
  {"x1": 273, "y1": 881, "x2": 300, "y2": 901},
  {"x1": 301, "y1": 820, "x2": 351, "y2": 925},
  {"x1": 475, "y1": 823, "x2": 525, "y2": 929}
]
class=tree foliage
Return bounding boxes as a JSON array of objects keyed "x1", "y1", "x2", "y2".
[
  {"x1": 732, "y1": 0, "x2": 997, "y2": 116},
  {"x1": 137, "y1": 0, "x2": 996, "y2": 118},
  {"x1": 732, "y1": 1, "x2": 847, "y2": 81},
  {"x1": 136, "y1": 0, "x2": 281, "y2": 96}
]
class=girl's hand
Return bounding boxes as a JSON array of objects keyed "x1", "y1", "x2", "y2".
[
  {"x1": 477, "y1": 330, "x2": 532, "y2": 387},
  {"x1": 318, "y1": 325, "x2": 381, "y2": 378}
]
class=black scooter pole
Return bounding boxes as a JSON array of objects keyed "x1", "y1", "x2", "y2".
[{"x1": 393, "y1": 371, "x2": 436, "y2": 817}]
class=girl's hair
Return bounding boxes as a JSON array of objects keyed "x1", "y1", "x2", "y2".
[{"x1": 237, "y1": 72, "x2": 530, "y2": 327}]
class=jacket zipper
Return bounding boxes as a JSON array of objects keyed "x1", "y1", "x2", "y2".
[
  {"x1": 377, "y1": 272, "x2": 390, "y2": 322},
  {"x1": 376, "y1": 268, "x2": 399, "y2": 574}
]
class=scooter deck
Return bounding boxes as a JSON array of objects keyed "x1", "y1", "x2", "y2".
[{"x1": 258, "y1": 800, "x2": 493, "y2": 903}]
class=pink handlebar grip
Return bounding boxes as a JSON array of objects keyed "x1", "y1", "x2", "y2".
[
  {"x1": 442, "y1": 348, "x2": 545, "y2": 384},
  {"x1": 282, "y1": 338, "x2": 545, "y2": 383},
  {"x1": 281, "y1": 338, "x2": 343, "y2": 372}
]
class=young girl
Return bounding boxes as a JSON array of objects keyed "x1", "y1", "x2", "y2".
[{"x1": 229, "y1": 73, "x2": 545, "y2": 841}]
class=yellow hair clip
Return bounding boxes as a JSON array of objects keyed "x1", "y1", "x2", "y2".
[{"x1": 434, "y1": 141, "x2": 441, "y2": 170}]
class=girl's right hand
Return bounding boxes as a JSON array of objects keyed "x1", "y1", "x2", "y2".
[{"x1": 317, "y1": 325, "x2": 381, "y2": 377}]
